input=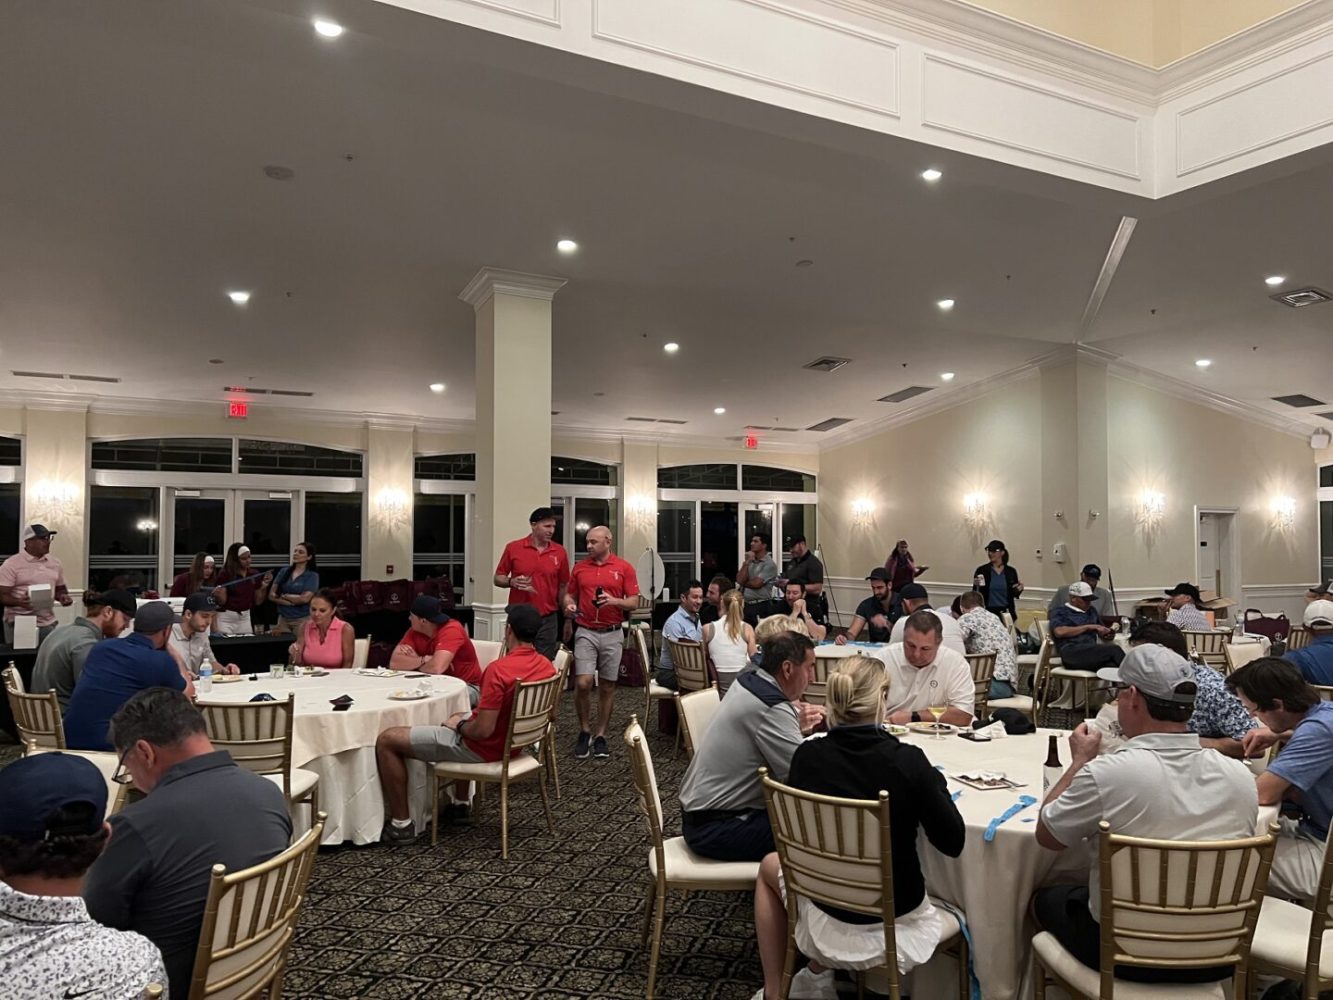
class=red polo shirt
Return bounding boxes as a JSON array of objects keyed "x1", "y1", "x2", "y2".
[
  {"x1": 569, "y1": 555, "x2": 639, "y2": 629},
  {"x1": 494, "y1": 537, "x2": 570, "y2": 616},
  {"x1": 463, "y1": 645, "x2": 557, "y2": 762},
  {"x1": 400, "y1": 619, "x2": 481, "y2": 687}
]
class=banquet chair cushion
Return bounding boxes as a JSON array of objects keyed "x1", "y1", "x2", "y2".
[
  {"x1": 1249, "y1": 895, "x2": 1333, "y2": 979},
  {"x1": 432, "y1": 752, "x2": 543, "y2": 780},
  {"x1": 649, "y1": 836, "x2": 759, "y2": 887},
  {"x1": 1033, "y1": 931, "x2": 1231, "y2": 999},
  {"x1": 263, "y1": 768, "x2": 320, "y2": 801},
  {"x1": 647, "y1": 680, "x2": 675, "y2": 700},
  {"x1": 1048, "y1": 667, "x2": 1097, "y2": 680},
  {"x1": 987, "y1": 695, "x2": 1034, "y2": 713}
]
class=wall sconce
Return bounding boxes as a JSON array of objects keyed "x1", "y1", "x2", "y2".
[
  {"x1": 626, "y1": 494, "x2": 656, "y2": 531},
  {"x1": 136, "y1": 519, "x2": 158, "y2": 533},
  {"x1": 1137, "y1": 489, "x2": 1165, "y2": 528},
  {"x1": 30, "y1": 480, "x2": 81, "y2": 524},
  {"x1": 851, "y1": 497, "x2": 875, "y2": 527},
  {"x1": 372, "y1": 487, "x2": 410, "y2": 530},
  {"x1": 1271, "y1": 495, "x2": 1296, "y2": 531},
  {"x1": 962, "y1": 492, "x2": 989, "y2": 528}
]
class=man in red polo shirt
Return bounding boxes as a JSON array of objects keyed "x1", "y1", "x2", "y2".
[
  {"x1": 493, "y1": 506, "x2": 570, "y2": 660},
  {"x1": 562, "y1": 525, "x2": 639, "y2": 760},
  {"x1": 389, "y1": 595, "x2": 482, "y2": 705},
  {"x1": 375, "y1": 604, "x2": 556, "y2": 844}
]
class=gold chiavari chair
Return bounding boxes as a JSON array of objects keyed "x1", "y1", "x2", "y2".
[
  {"x1": 199, "y1": 694, "x2": 319, "y2": 827},
  {"x1": 1183, "y1": 630, "x2": 1230, "y2": 673},
  {"x1": 1248, "y1": 820, "x2": 1333, "y2": 999},
  {"x1": 4, "y1": 663, "x2": 65, "y2": 749},
  {"x1": 540, "y1": 645, "x2": 572, "y2": 799},
  {"x1": 675, "y1": 684, "x2": 721, "y2": 758},
  {"x1": 966, "y1": 652, "x2": 996, "y2": 720}
]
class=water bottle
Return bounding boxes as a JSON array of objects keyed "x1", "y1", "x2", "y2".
[
  {"x1": 198, "y1": 658, "x2": 214, "y2": 694},
  {"x1": 1233, "y1": 614, "x2": 1245, "y2": 641}
]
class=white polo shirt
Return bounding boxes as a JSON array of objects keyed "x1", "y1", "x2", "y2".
[
  {"x1": 888, "y1": 607, "x2": 967, "y2": 657},
  {"x1": 168, "y1": 622, "x2": 211, "y2": 674},
  {"x1": 873, "y1": 643, "x2": 975, "y2": 719}
]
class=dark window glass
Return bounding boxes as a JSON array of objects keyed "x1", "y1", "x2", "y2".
[
  {"x1": 1322, "y1": 465, "x2": 1333, "y2": 488},
  {"x1": 238, "y1": 440, "x2": 363, "y2": 477},
  {"x1": 656, "y1": 464, "x2": 737, "y2": 490},
  {"x1": 89, "y1": 486, "x2": 160, "y2": 593},
  {"x1": 240, "y1": 498, "x2": 291, "y2": 565},
  {"x1": 413, "y1": 494, "x2": 466, "y2": 599},
  {"x1": 551, "y1": 457, "x2": 618, "y2": 486},
  {"x1": 571, "y1": 499, "x2": 615, "y2": 561},
  {"x1": 415, "y1": 453, "x2": 476, "y2": 481},
  {"x1": 91, "y1": 438, "x2": 232, "y2": 473},
  {"x1": 172, "y1": 497, "x2": 226, "y2": 571},
  {"x1": 305, "y1": 492, "x2": 362, "y2": 586},
  {"x1": 0, "y1": 436, "x2": 20, "y2": 467},
  {"x1": 742, "y1": 465, "x2": 816, "y2": 492},
  {"x1": 1323, "y1": 500, "x2": 1333, "y2": 582},
  {"x1": 0, "y1": 484, "x2": 19, "y2": 561},
  {"x1": 780, "y1": 503, "x2": 816, "y2": 560}
]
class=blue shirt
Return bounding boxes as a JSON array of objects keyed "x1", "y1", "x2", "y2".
[
  {"x1": 1285, "y1": 633, "x2": 1333, "y2": 685},
  {"x1": 1267, "y1": 701, "x2": 1333, "y2": 839},
  {"x1": 1048, "y1": 603, "x2": 1101, "y2": 651},
  {"x1": 659, "y1": 606, "x2": 702, "y2": 675},
  {"x1": 273, "y1": 567, "x2": 319, "y2": 621},
  {"x1": 64, "y1": 633, "x2": 186, "y2": 751},
  {"x1": 1187, "y1": 663, "x2": 1256, "y2": 740},
  {"x1": 987, "y1": 571, "x2": 1008, "y2": 610}
]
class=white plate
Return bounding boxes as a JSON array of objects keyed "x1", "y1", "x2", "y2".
[
  {"x1": 355, "y1": 667, "x2": 395, "y2": 678},
  {"x1": 388, "y1": 690, "x2": 429, "y2": 701}
]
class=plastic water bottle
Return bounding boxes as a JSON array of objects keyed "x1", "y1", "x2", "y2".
[
  {"x1": 198, "y1": 658, "x2": 214, "y2": 694},
  {"x1": 1233, "y1": 615, "x2": 1245, "y2": 641}
]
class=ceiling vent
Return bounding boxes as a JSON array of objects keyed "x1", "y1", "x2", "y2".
[
  {"x1": 1316, "y1": 411, "x2": 1333, "y2": 421},
  {"x1": 806, "y1": 417, "x2": 853, "y2": 432},
  {"x1": 13, "y1": 370, "x2": 121, "y2": 384},
  {"x1": 1270, "y1": 287, "x2": 1332, "y2": 309},
  {"x1": 626, "y1": 416, "x2": 688, "y2": 425},
  {"x1": 68, "y1": 374, "x2": 121, "y2": 383},
  {"x1": 269, "y1": 389, "x2": 314, "y2": 397},
  {"x1": 13, "y1": 370, "x2": 65, "y2": 379},
  {"x1": 747, "y1": 425, "x2": 801, "y2": 433},
  {"x1": 1272, "y1": 394, "x2": 1325, "y2": 408},
  {"x1": 878, "y1": 385, "x2": 935, "y2": 403},
  {"x1": 223, "y1": 386, "x2": 314, "y2": 397},
  {"x1": 803, "y1": 356, "x2": 851, "y2": 374}
]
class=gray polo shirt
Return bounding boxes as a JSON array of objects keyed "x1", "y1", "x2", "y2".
[
  {"x1": 83, "y1": 750, "x2": 292, "y2": 998},
  {"x1": 167, "y1": 622, "x2": 211, "y2": 674},
  {"x1": 30, "y1": 616, "x2": 103, "y2": 709}
]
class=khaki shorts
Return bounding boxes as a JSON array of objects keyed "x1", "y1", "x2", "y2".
[
  {"x1": 574, "y1": 627, "x2": 624, "y2": 682},
  {"x1": 408, "y1": 725, "x2": 485, "y2": 764}
]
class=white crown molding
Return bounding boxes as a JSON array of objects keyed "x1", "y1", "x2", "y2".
[
  {"x1": 551, "y1": 420, "x2": 819, "y2": 455},
  {"x1": 459, "y1": 267, "x2": 567, "y2": 308}
]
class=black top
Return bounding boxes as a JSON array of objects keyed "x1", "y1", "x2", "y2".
[
  {"x1": 853, "y1": 595, "x2": 893, "y2": 643},
  {"x1": 785, "y1": 551, "x2": 825, "y2": 589},
  {"x1": 972, "y1": 563, "x2": 1021, "y2": 618},
  {"x1": 83, "y1": 750, "x2": 293, "y2": 997},
  {"x1": 787, "y1": 725, "x2": 965, "y2": 922},
  {"x1": 700, "y1": 603, "x2": 720, "y2": 626}
]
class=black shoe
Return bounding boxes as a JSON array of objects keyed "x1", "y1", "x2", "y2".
[
  {"x1": 442, "y1": 802, "x2": 473, "y2": 826},
  {"x1": 381, "y1": 821, "x2": 417, "y2": 845},
  {"x1": 574, "y1": 731, "x2": 592, "y2": 759},
  {"x1": 592, "y1": 735, "x2": 610, "y2": 758}
]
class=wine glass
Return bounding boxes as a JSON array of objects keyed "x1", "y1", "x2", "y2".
[{"x1": 929, "y1": 704, "x2": 948, "y2": 739}]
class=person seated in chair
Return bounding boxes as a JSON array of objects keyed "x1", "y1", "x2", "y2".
[
  {"x1": 956, "y1": 590, "x2": 1019, "y2": 700},
  {"x1": 1048, "y1": 582, "x2": 1124, "y2": 673},
  {"x1": 776, "y1": 580, "x2": 826, "y2": 641}
]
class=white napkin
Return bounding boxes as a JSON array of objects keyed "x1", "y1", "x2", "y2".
[{"x1": 974, "y1": 720, "x2": 1008, "y2": 740}]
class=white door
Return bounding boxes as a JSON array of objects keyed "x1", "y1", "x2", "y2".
[{"x1": 1198, "y1": 513, "x2": 1219, "y2": 594}]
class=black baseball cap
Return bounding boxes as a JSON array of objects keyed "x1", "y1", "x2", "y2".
[
  {"x1": 88, "y1": 588, "x2": 136, "y2": 618},
  {"x1": 897, "y1": 582, "x2": 928, "y2": 601},
  {"x1": 985, "y1": 539, "x2": 1006, "y2": 552},
  {"x1": 1165, "y1": 582, "x2": 1202, "y2": 601},
  {"x1": 410, "y1": 595, "x2": 448, "y2": 624},
  {"x1": 1081, "y1": 564, "x2": 1102, "y2": 579},
  {"x1": 0, "y1": 753, "x2": 107, "y2": 841},
  {"x1": 183, "y1": 593, "x2": 218, "y2": 613},
  {"x1": 866, "y1": 567, "x2": 891, "y2": 583},
  {"x1": 1308, "y1": 581, "x2": 1332, "y2": 597}
]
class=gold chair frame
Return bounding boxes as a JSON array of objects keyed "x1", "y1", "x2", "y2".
[
  {"x1": 966, "y1": 652, "x2": 996, "y2": 719},
  {"x1": 1224, "y1": 640, "x2": 1267, "y2": 675},
  {"x1": 804, "y1": 652, "x2": 835, "y2": 708},
  {"x1": 668, "y1": 638, "x2": 710, "y2": 692},
  {"x1": 4, "y1": 663, "x2": 65, "y2": 749},
  {"x1": 1247, "y1": 820, "x2": 1333, "y2": 999},
  {"x1": 1183, "y1": 630, "x2": 1230, "y2": 673},
  {"x1": 541, "y1": 645, "x2": 572, "y2": 799},
  {"x1": 636, "y1": 625, "x2": 676, "y2": 736},
  {"x1": 199, "y1": 694, "x2": 319, "y2": 825},
  {"x1": 675, "y1": 684, "x2": 721, "y2": 758},
  {"x1": 1286, "y1": 626, "x2": 1312, "y2": 652}
]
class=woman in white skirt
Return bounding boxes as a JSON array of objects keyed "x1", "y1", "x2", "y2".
[
  {"x1": 703, "y1": 589, "x2": 755, "y2": 691},
  {"x1": 211, "y1": 543, "x2": 273, "y2": 636},
  {"x1": 751, "y1": 655, "x2": 966, "y2": 1000}
]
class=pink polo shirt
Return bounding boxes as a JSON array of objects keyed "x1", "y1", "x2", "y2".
[{"x1": 0, "y1": 550, "x2": 67, "y2": 626}]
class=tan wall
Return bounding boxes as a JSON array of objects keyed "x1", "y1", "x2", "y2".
[
  {"x1": 23, "y1": 408, "x2": 90, "y2": 590},
  {"x1": 0, "y1": 406, "x2": 23, "y2": 436},
  {"x1": 413, "y1": 429, "x2": 475, "y2": 456}
]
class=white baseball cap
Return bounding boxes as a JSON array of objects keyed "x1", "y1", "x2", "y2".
[
  {"x1": 1305, "y1": 600, "x2": 1333, "y2": 629},
  {"x1": 1069, "y1": 582, "x2": 1094, "y2": 598}
]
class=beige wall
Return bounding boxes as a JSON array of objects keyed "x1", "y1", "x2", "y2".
[
  {"x1": 365, "y1": 424, "x2": 414, "y2": 579},
  {"x1": 23, "y1": 407, "x2": 90, "y2": 590}
]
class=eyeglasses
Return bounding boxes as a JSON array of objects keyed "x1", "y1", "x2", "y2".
[{"x1": 111, "y1": 745, "x2": 135, "y2": 785}]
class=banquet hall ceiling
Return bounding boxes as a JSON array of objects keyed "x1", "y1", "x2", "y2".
[{"x1": 3, "y1": 0, "x2": 1332, "y2": 445}]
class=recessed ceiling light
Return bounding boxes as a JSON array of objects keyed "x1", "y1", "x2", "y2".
[
  {"x1": 429, "y1": 382, "x2": 445, "y2": 393},
  {"x1": 713, "y1": 407, "x2": 726, "y2": 415},
  {"x1": 227, "y1": 290, "x2": 251, "y2": 305},
  {"x1": 556, "y1": 239, "x2": 578, "y2": 253},
  {"x1": 941, "y1": 372, "x2": 955, "y2": 381},
  {"x1": 313, "y1": 18, "x2": 344, "y2": 38},
  {"x1": 1195, "y1": 359, "x2": 1212, "y2": 368},
  {"x1": 663, "y1": 342, "x2": 679, "y2": 354},
  {"x1": 1265, "y1": 275, "x2": 1286, "y2": 286},
  {"x1": 921, "y1": 168, "x2": 943, "y2": 182},
  {"x1": 937, "y1": 298, "x2": 955, "y2": 311}
]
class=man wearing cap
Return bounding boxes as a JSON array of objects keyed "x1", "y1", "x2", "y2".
[
  {"x1": 0, "y1": 753, "x2": 166, "y2": 997},
  {"x1": 887, "y1": 582, "x2": 966, "y2": 656},
  {"x1": 493, "y1": 507, "x2": 570, "y2": 660},
  {"x1": 1049, "y1": 582, "x2": 1125, "y2": 673},
  {"x1": 837, "y1": 568, "x2": 894, "y2": 644},
  {"x1": 388, "y1": 594, "x2": 482, "y2": 704},
  {"x1": 1306, "y1": 581, "x2": 1332, "y2": 603},
  {"x1": 1284, "y1": 600, "x2": 1333, "y2": 685},
  {"x1": 167, "y1": 592, "x2": 239, "y2": 678},
  {"x1": 31, "y1": 589, "x2": 137, "y2": 711},
  {"x1": 0, "y1": 524, "x2": 73, "y2": 646},
  {"x1": 1165, "y1": 582, "x2": 1212, "y2": 631},
  {"x1": 63, "y1": 601, "x2": 193, "y2": 751},
  {"x1": 874, "y1": 611, "x2": 975, "y2": 725},
  {"x1": 375, "y1": 604, "x2": 557, "y2": 844},
  {"x1": 1033, "y1": 645, "x2": 1258, "y2": 984},
  {"x1": 1048, "y1": 565, "x2": 1113, "y2": 619},
  {"x1": 783, "y1": 535, "x2": 824, "y2": 604}
]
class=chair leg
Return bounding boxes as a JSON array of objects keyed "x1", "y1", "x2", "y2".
[
  {"x1": 640, "y1": 879, "x2": 658, "y2": 946},
  {"x1": 537, "y1": 772, "x2": 555, "y2": 835},
  {"x1": 779, "y1": 936, "x2": 797, "y2": 1000},
  {"x1": 548, "y1": 739, "x2": 562, "y2": 800},
  {"x1": 500, "y1": 780, "x2": 509, "y2": 860},
  {"x1": 955, "y1": 933, "x2": 969, "y2": 1000},
  {"x1": 1033, "y1": 952, "x2": 1046, "y2": 1000},
  {"x1": 430, "y1": 773, "x2": 440, "y2": 847},
  {"x1": 645, "y1": 877, "x2": 667, "y2": 1000}
]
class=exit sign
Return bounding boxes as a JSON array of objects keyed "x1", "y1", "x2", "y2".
[
  {"x1": 227, "y1": 400, "x2": 249, "y2": 419},
  {"x1": 744, "y1": 433, "x2": 758, "y2": 450}
]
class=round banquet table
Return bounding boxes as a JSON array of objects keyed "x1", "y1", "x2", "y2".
[{"x1": 196, "y1": 671, "x2": 470, "y2": 846}]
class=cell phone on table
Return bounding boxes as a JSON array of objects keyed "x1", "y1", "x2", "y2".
[{"x1": 957, "y1": 730, "x2": 992, "y2": 742}]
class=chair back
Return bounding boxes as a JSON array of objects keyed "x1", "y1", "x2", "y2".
[
  {"x1": 631, "y1": 624, "x2": 652, "y2": 676},
  {"x1": 4, "y1": 665, "x2": 65, "y2": 749},
  {"x1": 501, "y1": 674, "x2": 562, "y2": 759},
  {"x1": 1094, "y1": 820, "x2": 1276, "y2": 996},
  {"x1": 199, "y1": 695, "x2": 295, "y2": 798},
  {"x1": 1032, "y1": 637, "x2": 1057, "y2": 709},
  {"x1": 676, "y1": 685, "x2": 721, "y2": 756},
  {"x1": 1312, "y1": 685, "x2": 1333, "y2": 703},
  {"x1": 1183, "y1": 630, "x2": 1228, "y2": 671},
  {"x1": 669, "y1": 638, "x2": 709, "y2": 692},
  {"x1": 473, "y1": 639, "x2": 504, "y2": 672},
  {"x1": 804, "y1": 652, "x2": 836, "y2": 707},
  {"x1": 966, "y1": 653, "x2": 996, "y2": 717},
  {"x1": 1000, "y1": 611, "x2": 1017, "y2": 645},
  {"x1": 1223, "y1": 640, "x2": 1266, "y2": 675},
  {"x1": 187, "y1": 815, "x2": 325, "y2": 1000},
  {"x1": 1037, "y1": 619, "x2": 1052, "y2": 642},
  {"x1": 1286, "y1": 626, "x2": 1312, "y2": 651},
  {"x1": 547, "y1": 647, "x2": 572, "y2": 725},
  {"x1": 623, "y1": 715, "x2": 666, "y2": 858},
  {"x1": 351, "y1": 637, "x2": 369, "y2": 670}
]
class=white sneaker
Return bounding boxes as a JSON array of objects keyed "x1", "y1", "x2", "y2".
[
  {"x1": 749, "y1": 989, "x2": 766, "y2": 1000},
  {"x1": 789, "y1": 966, "x2": 837, "y2": 1000}
]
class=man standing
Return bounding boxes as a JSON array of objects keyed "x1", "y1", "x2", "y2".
[
  {"x1": 736, "y1": 534, "x2": 778, "y2": 611},
  {"x1": 776, "y1": 580, "x2": 827, "y2": 641},
  {"x1": 1285, "y1": 600, "x2": 1333, "y2": 684},
  {"x1": 31, "y1": 589, "x2": 137, "y2": 710},
  {"x1": 678, "y1": 631, "x2": 818, "y2": 861},
  {"x1": 887, "y1": 582, "x2": 967, "y2": 656},
  {"x1": 563, "y1": 526, "x2": 639, "y2": 760},
  {"x1": 1164, "y1": 582, "x2": 1212, "y2": 631},
  {"x1": 838, "y1": 567, "x2": 894, "y2": 645},
  {"x1": 701, "y1": 575, "x2": 733, "y2": 626},
  {"x1": 84, "y1": 689, "x2": 292, "y2": 998},
  {"x1": 493, "y1": 507, "x2": 570, "y2": 660},
  {"x1": 1034, "y1": 645, "x2": 1258, "y2": 984},
  {"x1": 783, "y1": 535, "x2": 824, "y2": 606},
  {"x1": 0, "y1": 524, "x2": 73, "y2": 646},
  {"x1": 166, "y1": 593, "x2": 239, "y2": 677},
  {"x1": 1048, "y1": 564, "x2": 1113, "y2": 619},
  {"x1": 64, "y1": 602, "x2": 194, "y2": 751},
  {"x1": 388, "y1": 595, "x2": 482, "y2": 705},
  {"x1": 875, "y1": 611, "x2": 974, "y2": 726},
  {"x1": 1049, "y1": 582, "x2": 1125, "y2": 672},
  {"x1": 956, "y1": 591, "x2": 1019, "y2": 699},
  {"x1": 375, "y1": 605, "x2": 556, "y2": 844},
  {"x1": 0, "y1": 753, "x2": 167, "y2": 997},
  {"x1": 656, "y1": 580, "x2": 704, "y2": 690}
]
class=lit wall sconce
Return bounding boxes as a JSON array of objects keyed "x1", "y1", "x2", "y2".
[
  {"x1": 136, "y1": 519, "x2": 158, "y2": 533},
  {"x1": 1271, "y1": 495, "x2": 1296, "y2": 531},
  {"x1": 1137, "y1": 489, "x2": 1166, "y2": 528},
  {"x1": 962, "y1": 492, "x2": 989, "y2": 528},
  {"x1": 851, "y1": 497, "x2": 875, "y2": 527},
  {"x1": 372, "y1": 487, "x2": 410, "y2": 530},
  {"x1": 30, "y1": 480, "x2": 81, "y2": 524},
  {"x1": 627, "y1": 493, "x2": 656, "y2": 530}
]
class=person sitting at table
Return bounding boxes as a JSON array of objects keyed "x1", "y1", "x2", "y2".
[
  {"x1": 887, "y1": 584, "x2": 966, "y2": 656},
  {"x1": 1049, "y1": 581, "x2": 1125, "y2": 672},
  {"x1": 0, "y1": 524, "x2": 73, "y2": 647},
  {"x1": 678, "y1": 630, "x2": 821, "y2": 862},
  {"x1": 750, "y1": 654, "x2": 965, "y2": 1000},
  {"x1": 1164, "y1": 582, "x2": 1212, "y2": 631},
  {"x1": 1284, "y1": 599, "x2": 1333, "y2": 685},
  {"x1": 166, "y1": 593, "x2": 239, "y2": 678},
  {"x1": 375, "y1": 604, "x2": 557, "y2": 844},
  {"x1": 168, "y1": 551, "x2": 216, "y2": 598},
  {"x1": 701, "y1": 574, "x2": 734, "y2": 626},
  {"x1": 290, "y1": 588, "x2": 355, "y2": 670},
  {"x1": 389, "y1": 595, "x2": 482, "y2": 704},
  {"x1": 873, "y1": 611, "x2": 974, "y2": 726},
  {"x1": 0, "y1": 753, "x2": 167, "y2": 996},
  {"x1": 703, "y1": 588, "x2": 756, "y2": 692},
  {"x1": 1225, "y1": 658, "x2": 1333, "y2": 903},
  {"x1": 656, "y1": 581, "x2": 705, "y2": 691},
  {"x1": 31, "y1": 588, "x2": 137, "y2": 711},
  {"x1": 776, "y1": 580, "x2": 827, "y2": 641},
  {"x1": 837, "y1": 567, "x2": 894, "y2": 645},
  {"x1": 64, "y1": 602, "x2": 195, "y2": 751},
  {"x1": 1034, "y1": 644, "x2": 1257, "y2": 984},
  {"x1": 268, "y1": 541, "x2": 319, "y2": 637},
  {"x1": 956, "y1": 590, "x2": 1019, "y2": 699},
  {"x1": 210, "y1": 543, "x2": 272, "y2": 636}
]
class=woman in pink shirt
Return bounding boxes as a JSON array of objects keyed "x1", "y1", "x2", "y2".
[{"x1": 290, "y1": 589, "x2": 354, "y2": 669}]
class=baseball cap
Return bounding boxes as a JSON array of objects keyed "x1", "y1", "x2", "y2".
[
  {"x1": 789, "y1": 534, "x2": 807, "y2": 545},
  {"x1": 1069, "y1": 582, "x2": 1094, "y2": 598},
  {"x1": 506, "y1": 603, "x2": 543, "y2": 635},
  {"x1": 1305, "y1": 600, "x2": 1333, "y2": 628},
  {"x1": 985, "y1": 539, "x2": 1006, "y2": 553},
  {"x1": 1097, "y1": 644, "x2": 1197, "y2": 704},
  {"x1": 410, "y1": 594, "x2": 448, "y2": 624},
  {"x1": 183, "y1": 593, "x2": 218, "y2": 614},
  {"x1": 1081, "y1": 564, "x2": 1102, "y2": 579},
  {"x1": 132, "y1": 601, "x2": 175, "y2": 633},
  {"x1": 1165, "y1": 582, "x2": 1202, "y2": 601},
  {"x1": 89, "y1": 588, "x2": 137, "y2": 618},
  {"x1": 1308, "y1": 581, "x2": 1332, "y2": 598},
  {"x1": 866, "y1": 567, "x2": 891, "y2": 583},
  {"x1": 897, "y1": 582, "x2": 928, "y2": 601},
  {"x1": 0, "y1": 752, "x2": 107, "y2": 842},
  {"x1": 21, "y1": 524, "x2": 56, "y2": 541}
]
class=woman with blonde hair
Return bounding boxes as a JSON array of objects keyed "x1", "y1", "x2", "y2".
[
  {"x1": 750, "y1": 655, "x2": 965, "y2": 1000},
  {"x1": 703, "y1": 589, "x2": 756, "y2": 691}
]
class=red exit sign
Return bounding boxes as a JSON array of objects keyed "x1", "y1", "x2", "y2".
[
  {"x1": 227, "y1": 400, "x2": 249, "y2": 419},
  {"x1": 744, "y1": 433, "x2": 759, "y2": 450}
]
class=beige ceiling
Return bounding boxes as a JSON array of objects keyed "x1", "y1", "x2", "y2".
[{"x1": 2, "y1": 0, "x2": 1331, "y2": 447}]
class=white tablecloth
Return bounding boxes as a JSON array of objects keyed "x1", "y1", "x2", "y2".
[{"x1": 197, "y1": 671, "x2": 469, "y2": 845}]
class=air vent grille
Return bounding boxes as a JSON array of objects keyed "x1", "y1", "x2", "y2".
[
  {"x1": 13, "y1": 370, "x2": 121, "y2": 384},
  {"x1": 625, "y1": 416, "x2": 688, "y2": 425},
  {"x1": 1316, "y1": 411, "x2": 1333, "y2": 421},
  {"x1": 13, "y1": 370, "x2": 65, "y2": 379},
  {"x1": 803, "y1": 356, "x2": 851, "y2": 373},
  {"x1": 806, "y1": 417, "x2": 853, "y2": 432},
  {"x1": 1273, "y1": 394, "x2": 1325, "y2": 409},
  {"x1": 223, "y1": 386, "x2": 314, "y2": 397},
  {"x1": 68, "y1": 374, "x2": 121, "y2": 383},
  {"x1": 1270, "y1": 287, "x2": 1332, "y2": 309},
  {"x1": 269, "y1": 389, "x2": 314, "y2": 397},
  {"x1": 878, "y1": 386, "x2": 934, "y2": 403}
]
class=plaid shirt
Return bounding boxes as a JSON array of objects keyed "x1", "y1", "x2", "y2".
[
  {"x1": 956, "y1": 607, "x2": 1017, "y2": 683},
  {"x1": 1167, "y1": 604, "x2": 1213, "y2": 632},
  {"x1": 1188, "y1": 662, "x2": 1257, "y2": 740}
]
